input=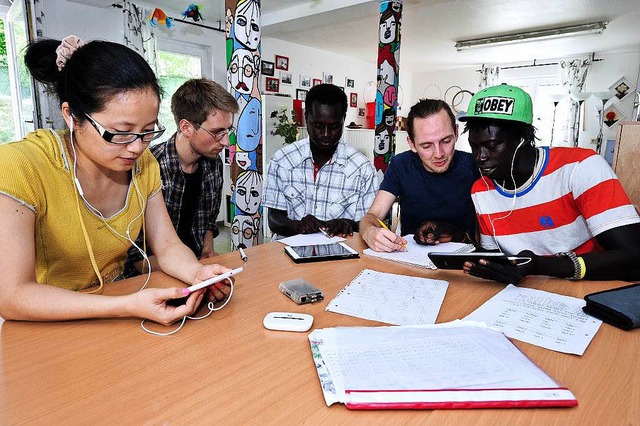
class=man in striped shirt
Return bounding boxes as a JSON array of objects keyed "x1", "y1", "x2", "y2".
[{"x1": 459, "y1": 84, "x2": 640, "y2": 283}]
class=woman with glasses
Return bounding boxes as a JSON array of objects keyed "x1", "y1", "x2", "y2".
[{"x1": 0, "y1": 37, "x2": 231, "y2": 323}]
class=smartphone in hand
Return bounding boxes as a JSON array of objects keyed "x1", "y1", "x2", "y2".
[
  {"x1": 167, "y1": 267, "x2": 242, "y2": 306},
  {"x1": 428, "y1": 252, "x2": 531, "y2": 270}
]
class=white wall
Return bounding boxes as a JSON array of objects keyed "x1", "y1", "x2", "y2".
[
  {"x1": 261, "y1": 37, "x2": 377, "y2": 127},
  {"x1": 41, "y1": 1, "x2": 122, "y2": 42},
  {"x1": 410, "y1": 66, "x2": 479, "y2": 152},
  {"x1": 585, "y1": 50, "x2": 640, "y2": 141}
]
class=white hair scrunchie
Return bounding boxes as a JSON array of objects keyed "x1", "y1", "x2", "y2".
[{"x1": 55, "y1": 35, "x2": 86, "y2": 71}]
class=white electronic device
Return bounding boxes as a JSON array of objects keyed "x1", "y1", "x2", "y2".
[
  {"x1": 186, "y1": 267, "x2": 243, "y2": 293},
  {"x1": 263, "y1": 312, "x2": 314, "y2": 332}
]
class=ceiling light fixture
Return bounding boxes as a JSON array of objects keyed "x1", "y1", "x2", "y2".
[{"x1": 455, "y1": 22, "x2": 608, "y2": 51}]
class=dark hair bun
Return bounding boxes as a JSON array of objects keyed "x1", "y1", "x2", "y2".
[{"x1": 24, "y1": 39, "x2": 61, "y2": 86}]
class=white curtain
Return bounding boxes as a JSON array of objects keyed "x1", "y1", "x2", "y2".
[
  {"x1": 120, "y1": 1, "x2": 158, "y2": 72},
  {"x1": 479, "y1": 65, "x2": 500, "y2": 89},
  {"x1": 558, "y1": 58, "x2": 591, "y2": 146}
]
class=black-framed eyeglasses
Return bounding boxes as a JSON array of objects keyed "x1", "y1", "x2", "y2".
[
  {"x1": 84, "y1": 113, "x2": 165, "y2": 144},
  {"x1": 192, "y1": 122, "x2": 236, "y2": 142}
]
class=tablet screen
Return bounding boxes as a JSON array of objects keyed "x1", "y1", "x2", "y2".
[{"x1": 285, "y1": 243, "x2": 359, "y2": 263}]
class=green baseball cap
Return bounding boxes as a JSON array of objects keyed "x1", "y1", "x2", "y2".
[{"x1": 459, "y1": 84, "x2": 533, "y2": 125}]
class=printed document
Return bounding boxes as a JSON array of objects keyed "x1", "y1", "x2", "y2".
[{"x1": 464, "y1": 284, "x2": 602, "y2": 355}]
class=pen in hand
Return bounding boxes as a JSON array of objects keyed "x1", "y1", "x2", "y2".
[{"x1": 377, "y1": 218, "x2": 407, "y2": 251}]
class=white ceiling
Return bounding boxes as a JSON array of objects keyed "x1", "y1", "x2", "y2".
[{"x1": 88, "y1": 0, "x2": 640, "y2": 72}]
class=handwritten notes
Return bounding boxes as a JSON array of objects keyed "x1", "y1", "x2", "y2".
[
  {"x1": 325, "y1": 269, "x2": 448, "y2": 325},
  {"x1": 464, "y1": 284, "x2": 602, "y2": 355},
  {"x1": 363, "y1": 235, "x2": 474, "y2": 269},
  {"x1": 309, "y1": 322, "x2": 574, "y2": 407}
]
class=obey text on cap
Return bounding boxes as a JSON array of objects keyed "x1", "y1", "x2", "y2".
[{"x1": 474, "y1": 96, "x2": 515, "y2": 116}]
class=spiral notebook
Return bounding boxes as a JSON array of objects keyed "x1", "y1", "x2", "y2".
[{"x1": 363, "y1": 234, "x2": 475, "y2": 269}]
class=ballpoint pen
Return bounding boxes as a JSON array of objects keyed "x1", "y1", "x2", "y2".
[
  {"x1": 377, "y1": 218, "x2": 407, "y2": 251},
  {"x1": 318, "y1": 228, "x2": 330, "y2": 238}
]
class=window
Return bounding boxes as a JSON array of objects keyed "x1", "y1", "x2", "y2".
[
  {"x1": 0, "y1": 18, "x2": 16, "y2": 143},
  {"x1": 1, "y1": 1, "x2": 37, "y2": 144},
  {"x1": 154, "y1": 39, "x2": 211, "y2": 144},
  {"x1": 500, "y1": 64, "x2": 563, "y2": 147}
]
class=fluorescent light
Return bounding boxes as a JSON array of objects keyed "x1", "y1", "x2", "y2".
[{"x1": 455, "y1": 22, "x2": 607, "y2": 51}]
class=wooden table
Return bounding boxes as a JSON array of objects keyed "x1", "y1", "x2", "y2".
[{"x1": 1, "y1": 236, "x2": 638, "y2": 424}]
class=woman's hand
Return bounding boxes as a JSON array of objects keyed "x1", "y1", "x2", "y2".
[
  {"x1": 132, "y1": 287, "x2": 205, "y2": 325},
  {"x1": 192, "y1": 264, "x2": 233, "y2": 304}
]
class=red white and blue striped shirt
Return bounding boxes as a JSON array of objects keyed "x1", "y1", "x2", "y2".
[{"x1": 471, "y1": 147, "x2": 640, "y2": 255}]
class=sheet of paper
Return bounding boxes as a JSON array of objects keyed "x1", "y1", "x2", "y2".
[
  {"x1": 464, "y1": 284, "x2": 602, "y2": 355},
  {"x1": 363, "y1": 235, "x2": 474, "y2": 269},
  {"x1": 325, "y1": 269, "x2": 448, "y2": 325},
  {"x1": 277, "y1": 233, "x2": 345, "y2": 247},
  {"x1": 309, "y1": 321, "x2": 562, "y2": 406}
]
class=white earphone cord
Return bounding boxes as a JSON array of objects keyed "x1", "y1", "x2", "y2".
[
  {"x1": 70, "y1": 117, "x2": 230, "y2": 335},
  {"x1": 480, "y1": 139, "x2": 526, "y2": 254}
]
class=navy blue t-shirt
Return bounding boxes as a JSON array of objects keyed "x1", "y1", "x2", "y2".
[{"x1": 380, "y1": 150, "x2": 479, "y2": 236}]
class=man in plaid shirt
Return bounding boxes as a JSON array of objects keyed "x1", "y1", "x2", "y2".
[
  {"x1": 263, "y1": 84, "x2": 378, "y2": 239},
  {"x1": 127, "y1": 79, "x2": 238, "y2": 274}
]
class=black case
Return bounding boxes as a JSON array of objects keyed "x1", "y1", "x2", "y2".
[{"x1": 583, "y1": 283, "x2": 640, "y2": 330}]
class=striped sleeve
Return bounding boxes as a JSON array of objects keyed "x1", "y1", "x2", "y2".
[{"x1": 570, "y1": 152, "x2": 639, "y2": 236}]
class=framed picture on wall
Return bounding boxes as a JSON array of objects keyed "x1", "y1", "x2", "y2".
[
  {"x1": 275, "y1": 55, "x2": 289, "y2": 70},
  {"x1": 280, "y1": 71, "x2": 293, "y2": 85},
  {"x1": 296, "y1": 89, "x2": 308, "y2": 101},
  {"x1": 609, "y1": 76, "x2": 634, "y2": 101},
  {"x1": 345, "y1": 77, "x2": 355, "y2": 88},
  {"x1": 300, "y1": 75, "x2": 311, "y2": 88},
  {"x1": 323, "y1": 72, "x2": 334, "y2": 84},
  {"x1": 350, "y1": 92, "x2": 358, "y2": 107},
  {"x1": 261, "y1": 60, "x2": 275, "y2": 76},
  {"x1": 358, "y1": 108, "x2": 365, "y2": 117},
  {"x1": 265, "y1": 77, "x2": 280, "y2": 92},
  {"x1": 312, "y1": 78, "x2": 322, "y2": 86}
]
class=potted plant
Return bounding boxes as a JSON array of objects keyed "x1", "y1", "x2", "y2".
[{"x1": 271, "y1": 107, "x2": 300, "y2": 144}]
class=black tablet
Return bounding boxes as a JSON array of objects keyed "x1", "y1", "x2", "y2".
[
  {"x1": 284, "y1": 242, "x2": 360, "y2": 263},
  {"x1": 427, "y1": 252, "x2": 532, "y2": 270}
]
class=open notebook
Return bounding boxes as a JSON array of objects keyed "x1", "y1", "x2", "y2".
[
  {"x1": 363, "y1": 234, "x2": 475, "y2": 269},
  {"x1": 308, "y1": 321, "x2": 577, "y2": 409}
]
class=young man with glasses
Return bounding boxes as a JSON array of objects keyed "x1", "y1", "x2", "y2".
[
  {"x1": 128, "y1": 78, "x2": 239, "y2": 274},
  {"x1": 263, "y1": 83, "x2": 378, "y2": 238}
]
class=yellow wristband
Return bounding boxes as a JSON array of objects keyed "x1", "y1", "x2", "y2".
[{"x1": 577, "y1": 257, "x2": 586, "y2": 280}]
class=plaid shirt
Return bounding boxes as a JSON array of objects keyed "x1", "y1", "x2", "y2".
[
  {"x1": 127, "y1": 133, "x2": 223, "y2": 263},
  {"x1": 263, "y1": 138, "x2": 378, "y2": 238}
]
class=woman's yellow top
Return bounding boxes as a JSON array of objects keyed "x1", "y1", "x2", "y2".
[{"x1": 0, "y1": 129, "x2": 161, "y2": 290}]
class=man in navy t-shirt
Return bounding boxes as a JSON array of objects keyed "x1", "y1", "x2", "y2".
[{"x1": 360, "y1": 99, "x2": 479, "y2": 252}]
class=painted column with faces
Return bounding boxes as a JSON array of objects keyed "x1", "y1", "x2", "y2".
[
  {"x1": 374, "y1": 0, "x2": 403, "y2": 174},
  {"x1": 226, "y1": 0, "x2": 263, "y2": 249}
]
